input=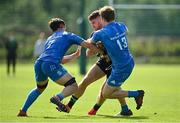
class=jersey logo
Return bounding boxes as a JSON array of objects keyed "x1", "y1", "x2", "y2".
[
  {"x1": 57, "y1": 71, "x2": 62, "y2": 76},
  {"x1": 50, "y1": 65, "x2": 56, "y2": 71},
  {"x1": 110, "y1": 80, "x2": 116, "y2": 85}
]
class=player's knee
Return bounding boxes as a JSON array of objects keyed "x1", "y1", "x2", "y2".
[
  {"x1": 72, "y1": 82, "x2": 78, "y2": 92},
  {"x1": 102, "y1": 91, "x2": 110, "y2": 99},
  {"x1": 37, "y1": 82, "x2": 48, "y2": 93},
  {"x1": 64, "y1": 77, "x2": 77, "y2": 87}
]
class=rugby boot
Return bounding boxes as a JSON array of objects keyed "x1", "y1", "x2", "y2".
[
  {"x1": 50, "y1": 96, "x2": 70, "y2": 113},
  {"x1": 115, "y1": 109, "x2": 133, "y2": 117},
  {"x1": 88, "y1": 108, "x2": 97, "y2": 115},
  {"x1": 17, "y1": 110, "x2": 28, "y2": 117},
  {"x1": 135, "y1": 90, "x2": 145, "y2": 110}
]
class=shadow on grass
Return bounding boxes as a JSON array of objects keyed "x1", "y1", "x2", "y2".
[
  {"x1": 97, "y1": 114, "x2": 149, "y2": 120},
  {"x1": 44, "y1": 115, "x2": 91, "y2": 119},
  {"x1": 28, "y1": 114, "x2": 149, "y2": 120},
  {"x1": 28, "y1": 115, "x2": 91, "y2": 120}
]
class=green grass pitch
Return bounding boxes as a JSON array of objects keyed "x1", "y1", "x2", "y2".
[{"x1": 0, "y1": 63, "x2": 180, "y2": 122}]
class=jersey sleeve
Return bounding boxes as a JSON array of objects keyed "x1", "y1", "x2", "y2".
[
  {"x1": 69, "y1": 33, "x2": 84, "y2": 45},
  {"x1": 91, "y1": 31, "x2": 101, "y2": 43},
  {"x1": 120, "y1": 22, "x2": 128, "y2": 33}
]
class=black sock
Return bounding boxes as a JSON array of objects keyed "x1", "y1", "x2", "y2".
[
  {"x1": 67, "y1": 95, "x2": 78, "y2": 109},
  {"x1": 93, "y1": 104, "x2": 101, "y2": 111}
]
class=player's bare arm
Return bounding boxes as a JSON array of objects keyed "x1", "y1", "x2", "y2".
[
  {"x1": 61, "y1": 46, "x2": 81, "y2": 64},
  {"x1": 86, "y1": 42, "x2": 106, "y2": 57},
  {"x1": 86, "y1": 49, "x2": 96, "y2": 57},
  {"x1": 80, "y1": 40, "x2": 99, "y2": 53},
  {"x1": 87, "y1": 39, "x2": 104, "y2": 54}
]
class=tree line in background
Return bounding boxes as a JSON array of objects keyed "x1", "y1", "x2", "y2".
[{"x1": 0, "y1": 0, "x2": 179, "y2": 63}]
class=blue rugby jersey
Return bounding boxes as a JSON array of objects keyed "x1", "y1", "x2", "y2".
[
  {"x1": 38, "y1": 30, "x2": 84, "y2": 64},
  {"x1": 91, "y1": 22, "x2": 133, "y2": 69}
]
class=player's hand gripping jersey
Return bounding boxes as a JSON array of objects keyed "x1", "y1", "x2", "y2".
[{"x1": 95, "y1": 41, "x2": 111, "y2": 63}]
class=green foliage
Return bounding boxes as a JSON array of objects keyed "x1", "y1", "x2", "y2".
[
  {"x1": 149, "y1": 56, "x2": 180, "y2": 64},
  {"x1": 129, "y1": 36, "x2": 180, "y2": 63},
  {"x1": 0, "y1": 0, "x2": 180, "y2": 63},
  {"x1": 130, "y1": 38, "x2": 180, "y2": 57}
]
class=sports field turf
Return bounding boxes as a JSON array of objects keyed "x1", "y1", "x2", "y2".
[{"x1": 0, "y1": 63, "x2": 180, "y2": 122}]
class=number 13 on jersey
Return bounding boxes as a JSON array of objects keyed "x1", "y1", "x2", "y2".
[{"x1": 117, "y1": 36, "x2": 128, "y2": 50}]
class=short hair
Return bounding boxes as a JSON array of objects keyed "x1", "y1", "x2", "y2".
[
  {"x1": 48, "y1": 18, "x2": 65, "y2": 32},
  {"x1": 99, "y1": 6, "x2": 115, "y2": 22},
  {"x1": 88, "y1": 10, "x2": 100, "y2": 21}
]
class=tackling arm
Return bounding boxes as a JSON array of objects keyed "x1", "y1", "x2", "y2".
[
  {"x1": 86, "y1": 49, "x2": 96, "y2": 57},
  {"x1": 86, "y1": 41, "x2": 105, "y2": 57},
  {"x1": 80, "y1": 39, "x2": 102, "y2": 55},
  {"x1": 61, "y1": 46, "x2": 81, "y2": 64}
]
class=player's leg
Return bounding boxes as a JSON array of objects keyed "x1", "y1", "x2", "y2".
[
  {"x1": 88, "y1": 81, "x2": 106, "y2": 115},
  {"x1": 90, "y1": 83, "x2": 127, "y2": 116},
  {"x1": 87, "y1": 62, "x2": 132, "y2": 116},
  {"x1": 12, "y1": 55, "x2": 16, "y2": 75},
  {"x1": 98, "y1": 85, "x2": 133, "y2": 116},
  {"x1": 6, "y1": 55, "x2": 10, "y2": 75},
  {"x1": 88, "y1": 83, "x2": 130, "y2": 116},
  {"x1": 55, "y1": 73, "x2": 78, "y2": 98},
  {"x1": 17, "y1": 80, "x2": 48, "y2": 117},
  {"x1": 87, "y1": 61, "x2": 127, "y2": 115},
  {"x1": 94, "y1": 84, "x2": 133, "y2": 116},
  {"x1": 116, "y1": 88, "x2": 133, "y2": 116},
  {"x1": 17, "y1": 61, "x2": 48, "y2": 117},
  {"x1": 88, "y1": 82, "x2": 133, "y2": 116},
  {"x1": 75, "y1": 64, "x2": 105, "y2": 98},
  {"x1": 67, "y1": 63, "x2": 105, "y2": 110},
  {"x1": 105, "y1": 85, "x2": 144, "y2": 110},
  {"x1": 88, "y1": 60, "x2": 114, "y2": 114},
  {"x1": 104, "y1": 60, "x2": 144, "y2": 110},
  {"x1": 102, "y1": 80, "x2": 144, "y2": 110},
  {"x1": 46, "y1": 63, "x2": 78, "y2": 113},
  {"x1": 50, "y1": 74, "x2": 78, "y2": 113}
]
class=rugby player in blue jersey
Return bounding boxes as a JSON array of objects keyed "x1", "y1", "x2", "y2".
[
  {"x1": 17, "y1": 18, "x2": 96, "y2": 116},
  {"x1": 86, "y1": 6, "x2": 145, "y2": 116},
  {"x1": 65, "y1": 10, "x2": 133, "y2": 116}
]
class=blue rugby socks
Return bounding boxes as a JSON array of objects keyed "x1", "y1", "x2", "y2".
[
  {"x1": 21, "y1": 88, "x2": 41, "y2": 112},
  {"x1": 128, "y1": 91, "x2": 139, "y2": 97},
  {"x1": 121, "y1": 104, "x2": 129, "y2": 113},
  {"x1": 56, "y1": 93, "x2": 64, "y2": 101}
]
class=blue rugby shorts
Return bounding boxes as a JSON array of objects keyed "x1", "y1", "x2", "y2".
[
  {"x1": 34, "y1": 60, "x2": 67, "y2": 82},
  {"x1": 107, "y1": 59, "x2": 134, "y2": 87}
]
